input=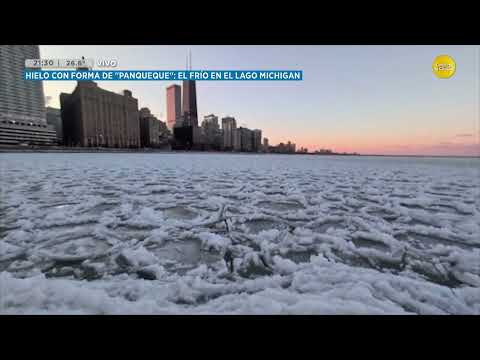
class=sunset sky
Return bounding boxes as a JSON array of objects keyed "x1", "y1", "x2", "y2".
[{"x1": 40, "y1": 45, "x2": 479, "y2": 156}]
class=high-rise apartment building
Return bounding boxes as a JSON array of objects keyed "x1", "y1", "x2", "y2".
[
  {"x1": 139, "y1": 107, "x2": 161, "y2": 148},
  {"x1": 0, "y1": 45, "x2": 57, "y2": 146},
  {"x1": 263, "y1": 137, "x2": 269, "y2": 152},
  {"x1": 201, "y1": 114, "x2": 222, "y2": 148},
  {"x1": 234, "y1": 127, "x2": 254, "y2": 152},
  {"x1": 252, "y1": 129, "x2": 262, "y2": 152},
  {"x1": 166, "y1": 84, "x2": 181, "y2": 130},
  {"x1": 0, "y1": 45, "x2": 46, "y2": 124},
  {"x1": 222, "y1": 116, "x2": 237, "y2": 150}
]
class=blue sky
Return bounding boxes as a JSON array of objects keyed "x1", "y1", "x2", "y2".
[{"x1": 40, "y1": 45, "x2": 479, "y2": 155}]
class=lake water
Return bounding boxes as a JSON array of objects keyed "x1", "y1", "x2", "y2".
[{"x1": 1, "y1": 153, "x2": 479, "y2": 314}]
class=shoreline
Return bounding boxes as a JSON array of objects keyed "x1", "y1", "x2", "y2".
[{"x1": 0, "y1": 147, "x2": 478, "y2": 159}]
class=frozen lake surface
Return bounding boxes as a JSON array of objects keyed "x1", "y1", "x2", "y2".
[{"x1": 1, "y1": 153, "x2": 479, "y2": 314}]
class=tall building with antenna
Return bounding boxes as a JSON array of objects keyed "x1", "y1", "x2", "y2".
[
  {"x1": 182, "y1": 50, "x2": 198, "y2": 127},
  {"x1": 172, "y1": 50, "x2": 206, "y2": 150}
]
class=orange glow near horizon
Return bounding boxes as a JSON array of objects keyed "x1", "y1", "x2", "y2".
[
  {"x1": 265, "y1": 130, "x2": 480, "y2": 156},
  {"x1": 293, "y1": 140, "x2": 480, "y2": 156}
]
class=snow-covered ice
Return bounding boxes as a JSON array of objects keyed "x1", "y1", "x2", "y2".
[{"x1": 0, "y1": 153, "x2": 479, "y2": 314}]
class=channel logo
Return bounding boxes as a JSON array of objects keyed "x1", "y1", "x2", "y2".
[{"x1": 432, "y1": 55, "x2": 456, "y2": 79}]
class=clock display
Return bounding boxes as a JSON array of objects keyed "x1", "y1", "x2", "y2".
[{"x1": 25, "y1": 58, "x2": 94, "y2": 69}]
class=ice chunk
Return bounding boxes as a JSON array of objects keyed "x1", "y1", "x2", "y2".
[{"x1": 116, "y1": 246, "x2": 158, "y2": 269}]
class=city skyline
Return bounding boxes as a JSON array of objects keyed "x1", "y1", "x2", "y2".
[{"x1": 40, "y1": 45, "x2": 479, "y2": 156}]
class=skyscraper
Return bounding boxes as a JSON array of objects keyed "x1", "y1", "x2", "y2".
[
  {"x1": 139, "y1": 107, "x2": 161, "y2": 148},
  {"x1": 202, "y1": 114, "x2": 222, "y2": 149},
  {"x1": 0, "y1": 45, "x2": 46, "y2": 125},
  {"x1": 182, "y1": 79, "x2": 198, "y2": 127},
  {"x1": 171, "y1": 51, "x2": 203, "y2": 149},
  {"x1": 0, "y1": 45, "x2": 57, "y2": 146},
  {"x1": 202, "y1": 114, "x2": 219, "y2": 139},
  {"x1": 234, "y1": 127, "x2": 254, "y2": 152},
  {"x1": 233, "y1": 128, "x2": 241, "y2": 152},
  {"x1": 252, "y1": 129, "x2": 262, "y2": 152},
  {"x1": 263, "y1": 138, "x2": 269, "y2": 152},
  {"x1": 222, "y1": 116, "x2": 237, "y2": 150},
  {"x1": 166, "y1": 84, "x2": 181, "y2": 130},
  {"x1": 181, "y1": 49, "x2": 198, "y2": 128}
]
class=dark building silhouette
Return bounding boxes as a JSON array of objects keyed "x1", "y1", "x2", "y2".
[
  {"x1": 252, "y1": 129, "x2": 262, "y2": 152},
  {"x1": 234, "y1": 127, "x2": 254, "y2": 152},
  {"x1": 173, "y1": 125, "x2": 194, "y2": 150},
  {"x1": 263, "y1": 138, "x2": 269, "y2": 152},
  {"x1": 201, "y1": 114, "x2": 222, "y2": 150},
  {"x1": 182, "y1": 79, "x2": 198, "y2": 127},
  {"x1": 60, "y1": 82, "x2": 140, "y2": 148},
  {"x1": 173, "y1": 81, "x2": 203, "y2": 148},
  {"x1": 139, "y1": 107, "x2": 162, "y2": 148},
  {"x1": 46, "y1": 107, "x2": 63, "y2": 144},
  {"x1": 271, "y1": 141, "x2": 296, "y2": 153},
  {"x1": 172, "y1": 52, "x2": 204, "y2": 150},
  {"x1": 222, "y1": 116, "x2": 236, "y2": 150}
]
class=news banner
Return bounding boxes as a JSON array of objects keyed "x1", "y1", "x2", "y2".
[{"x1": 24, "y1": 58, "x2": 303, "y2": 81}]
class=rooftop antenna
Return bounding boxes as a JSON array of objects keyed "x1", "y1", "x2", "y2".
[{"x1": 189, "y1": 49, "x2": 192, "y2": 70}]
